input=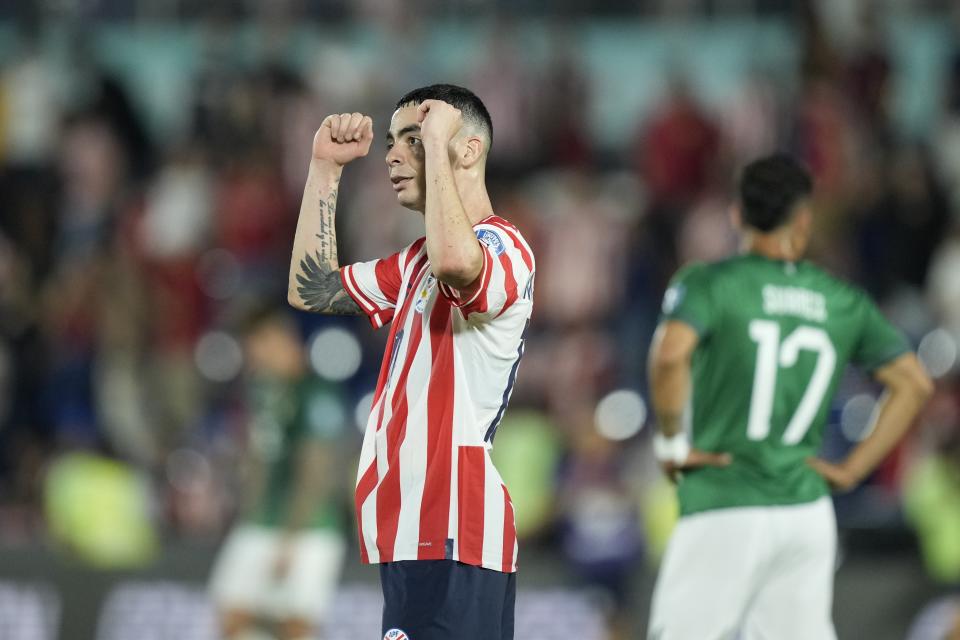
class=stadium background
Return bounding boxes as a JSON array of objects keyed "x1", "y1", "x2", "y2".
[{"x1": 1, "y1": 0, "x2": 959, "y2": 638}]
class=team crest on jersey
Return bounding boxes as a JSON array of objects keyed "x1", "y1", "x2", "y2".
[
  {"x1": 384, "y1": 630, "x2": 409, "y2": 640},
  {"x1": 662, "y1": 284, "x2": 685, "y2": 314},
  {"x1": 476, "y1": 228, "x2": 505, "y2": 255},
  {"x1": 414, "y1": 275, "x2": 436, "y2": 314}
]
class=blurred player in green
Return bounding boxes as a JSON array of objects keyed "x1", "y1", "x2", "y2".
[
  {"x1": 209, "y1": 306, "x2": 347, "y2": 640},
  {"x1": 647, "y1": 154, "x2": 933, "y2": 639}
]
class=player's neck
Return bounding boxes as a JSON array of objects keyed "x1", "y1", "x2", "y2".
[
  {"x1": 455, "y1": 173, "x2": 496, "y2": 225},
  {"x1": 744, "y1": 231, "x2": 800, "y2": 262}
]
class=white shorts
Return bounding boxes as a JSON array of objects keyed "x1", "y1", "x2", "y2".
[
  {"x1": 649, "y1": 497, "x2": 837, "y2": 640},
  {"x1": 208, "y1": 524, "x2": 346, "y2": 622}
]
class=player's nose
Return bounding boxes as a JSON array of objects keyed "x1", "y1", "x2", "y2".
[{"x1": 385, "y1": 145, "x2": 403, "y2": 166}]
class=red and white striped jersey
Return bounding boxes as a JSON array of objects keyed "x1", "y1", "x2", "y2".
[{"x1": 340, "y1": 215, "x2": 534, "y2": 573}]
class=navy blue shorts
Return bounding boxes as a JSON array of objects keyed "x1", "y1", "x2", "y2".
[{"x1": 379, "y1": 560, "x2": 516, "y2": 640}]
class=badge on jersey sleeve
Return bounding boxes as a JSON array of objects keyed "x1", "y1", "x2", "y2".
[
  {"x1": 662, "y1": 283, "x2": 685, "y2": 314},
  {"x1": 384, "y1": 630, "x2": 410, "y2": 640},
  {"x1": 476, "y1": 228, "x2": 505, "y2": 255}
]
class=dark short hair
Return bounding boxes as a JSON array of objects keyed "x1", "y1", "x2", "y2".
[
  {"x1": 396, "y1": 83, "x2": 493, "y2": 149},
  {"x1": 738, "y1": 153, "x2": 813, "y2": 232},
  {"x1": 232, "y1": 299, "x2": 293, "y2": 338}
]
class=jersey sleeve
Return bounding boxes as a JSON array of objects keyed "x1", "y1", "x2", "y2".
[
  {"x1": 660, "y1": 263, "x2": 715, "y2": 336},
  {"x1": 437, "y1": 223, "x2": 535, "y2": 323},
  {"x1": 852, "y1": 292, "x2": 911, "y2": 372},
  {"x1": 340, "y1": 248, "x2": 405, "y2": 330}
]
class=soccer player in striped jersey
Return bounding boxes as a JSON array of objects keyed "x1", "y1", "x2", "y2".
[
  {"x1": 647, "y1": 154, "x2": 933, "y2": 639},
  {"x1": 287, "y1": 84, "x2": 534, "y2": 640}
]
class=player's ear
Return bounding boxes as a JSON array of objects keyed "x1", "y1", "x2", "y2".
[
  {"x1": 729, "y1": 205, "x2": 743, "y2": 230},
  {"x1": 790, "y1": 202, "x2": 814, "y2": 254},
  {"x1": 794, "y1": 202, "x2": 813, "y2": 235},
  {"x1": 458, "y1": 135, "x2": 485, "y2": 169}
]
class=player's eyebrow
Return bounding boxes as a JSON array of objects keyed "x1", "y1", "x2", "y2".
[{"x1": 385, "y1": 124, "x2": 421, "y2": 142}]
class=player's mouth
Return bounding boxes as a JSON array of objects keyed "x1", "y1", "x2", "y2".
[{"x1": 391, "y1": 175, "x2": 413, "y2": 191}]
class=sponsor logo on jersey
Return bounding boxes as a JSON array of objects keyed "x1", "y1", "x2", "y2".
[
  {"x1": 415, "y1": 275, "x2": 436, "y2": 314},
  {"x1": 384, "y1": 630, "x2": 410, "y2": 640},
  {"x1": 476, "y1": 228, "x2": 505, "y2": 255},
  {"x1": 762, "y1": 285, "x2": 827, "y2": 322},
  {"x1": 662, "y1": 284, "x2": 685, "y2": 314}
]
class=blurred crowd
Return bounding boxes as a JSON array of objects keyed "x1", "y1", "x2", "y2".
[{"x1": 1, "y1": 2, "x2": 960, "y2": 635}]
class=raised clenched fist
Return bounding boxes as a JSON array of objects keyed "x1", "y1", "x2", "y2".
[
  {"x1": 416, "y1": 100, "x2": 463, "y2": 148},
  {"x1": 313, "y1": 112, "x2": 374, "y2": 166}
]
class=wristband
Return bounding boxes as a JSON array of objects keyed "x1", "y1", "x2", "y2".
[{"x1": 653, "y1": 432, "x2": 691, "y2": 465}]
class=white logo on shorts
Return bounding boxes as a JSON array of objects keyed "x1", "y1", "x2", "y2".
[{"x1": 384, "y1": 629, "x2": 410, "y2": 640}]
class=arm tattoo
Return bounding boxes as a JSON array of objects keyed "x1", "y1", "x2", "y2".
[
  {"x1": 291, "y1": 181, "x2": 360, "y2": 315},
  {"x1": 314, "y1": 188, "x2": 338, "y2": 269},
  {"x1": 296, "y1": 251, "x2": 361, "y2": 315}
]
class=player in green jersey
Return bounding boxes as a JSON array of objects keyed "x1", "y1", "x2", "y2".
[
  {"x1": 209, "y1": 306, "x2": 348, "y2": 640},
  {"x1": 647, "y1": 154, "x2": 933, "y2": 639}
]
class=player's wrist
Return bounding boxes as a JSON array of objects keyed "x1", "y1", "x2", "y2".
[
  {"x1": 839, "y1": 456, "x2": 867, "y2": 485},
  {"x1": 653, "y1": 431, "x2": 691, "y2": 465},
  {"x1": 309, "y1": 156, "x2": 348, "y2": 173},
  {"x1": 422, "y1": 136, "x2": 450, "y2": 154}
]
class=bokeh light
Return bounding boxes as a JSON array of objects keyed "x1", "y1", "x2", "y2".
[
  {"x1": 309, "y1": 328, "x2": 362, "y2": 382},
  {"x1": 307, "y1": 392, "x2": 347, "y2": 434},
  {"x1": 595, "y1": 389, "x2": 647, "y2": 441},
  {"x1": 165, "y1": 449, "x2": 211, "y2": 493},
  {"x1": 194, "y1": 331, "x2": 243, "y2": 382},
  {"x1": 917, "y1": 328, "x2": 958, "y2": 379},
  {"x1": 354, "y1": 390, "x2": 376, "y2": 433},
  {"x1": 196, "y1": 249, "x2": 241, "y2": 300},
  {"x1": 840, "y1": 394, "x2": 878, "y2": 442}
]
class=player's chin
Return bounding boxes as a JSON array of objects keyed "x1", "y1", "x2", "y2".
[{"x1": 396, "y1": 192, "x2": 424, "y2": 212}]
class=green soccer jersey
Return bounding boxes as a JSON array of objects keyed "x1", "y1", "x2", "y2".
[
  {"x1": 661, "y1": 254, "x2": 910, "y2": 516},
  {"x1": 245, "y1": 376, "x2": 345, "y2": 530}
]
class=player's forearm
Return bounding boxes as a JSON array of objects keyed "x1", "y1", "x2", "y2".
[
  {"x1": 648, "y1": 323, "x2": 695, "y2": 438},
  {"x1": 651, "y1": 363, "x2": 689, "y2": 438},
  {"x1": 840, "y1": 354, "x2": 933, "y2": 482},
  {"x1": 286, "y1": 160, "x2": 359, "y2": 315},
  {"x1": 843, "y1": 386, "x2": 928, "y2": 482},
  {"x1": 423, "y1": 142, "x2": 483, "y2": 287}
]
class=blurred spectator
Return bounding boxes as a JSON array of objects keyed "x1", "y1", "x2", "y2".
[
  {"x1": 470, "y1": 20, "x2": 536, "y2": 171},
  {"x1": 720, "y1": 70, "x2": 782, "y2": 167},
  {"x1": 634, "y1": 77, "x2": 720, "y2": 277},
  {"x1": 856, "y1": 146, "x2": 950, "y2": 298},
  {"x1": 530, "y1": 170, "x2": 631, "y2": 327},
  {"x1": 928, "y1": 225, "x2": 960, "y2": 338},
  {"x1": 140, "y1": 147, "x2": 214, "y2": 262},
  {"x1": 932, "y1": 11, "x2": 960, "y2": 211},
  {"x1": 0, "y1": 26, "x2": 63, "y2": 168},
  {"x1": 635, "y1": 77, "x2": 720, "y2": 211},
  {"x1": 531, "y1": 31, "x2": 593, "y2": 169},
  {"x1": 213, "y1": 150, "x2": 294, "y2": 287},
  {"x1": 843, "y1": 10, "x2": 894, "y2": 144}
]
